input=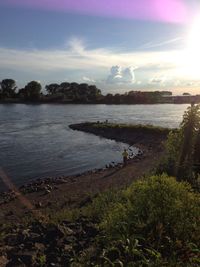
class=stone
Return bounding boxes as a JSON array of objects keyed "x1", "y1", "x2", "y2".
[
  {"x1": 8, "y1": 251, "x2": 37, "y2": 266},
  {"x1": 35, "y1": 202, "x2": 42, "y2": 208},
  {"x1": 5, "y1": 234, "x2": 19, "y2": 246},
  {"x1": 0, "y1": 255, "x2": 9, "y2": 266},
  {"x1": 28, "y1": 232, "x2": 42, "y2": 243},
  {"x1": 34, "y1": 242, "x2": 45, "y2": 251},
  {"x1": 45, "y1": 224, "x2": 65, "y2": 242}
]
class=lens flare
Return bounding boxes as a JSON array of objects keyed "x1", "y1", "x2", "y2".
[
  {"x1": 178, "y1": 16, "x2": 200, "y2": 79},
  {"x1": 1, "y1": 0, "x2": 188, "y2": 23}
]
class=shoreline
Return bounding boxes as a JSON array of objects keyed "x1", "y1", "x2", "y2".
[
  {"x1": 0, "y1": 122, "x2": 168, "y2": 224},
  {"x1": 0, "y1": 101, "x2": 192, "y2": 105}
]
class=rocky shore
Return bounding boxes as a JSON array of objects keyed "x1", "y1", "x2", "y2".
[
  {"x1": 1, "y1": 216, "x2": 99, "y2": 266},
  {"x1": 0, "y1": 122, "x2": 169, "y2": 266}
]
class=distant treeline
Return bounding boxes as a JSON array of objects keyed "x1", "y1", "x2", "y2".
[{"x1": 0, "y1": 78, "x2": 198, "y2": 104}]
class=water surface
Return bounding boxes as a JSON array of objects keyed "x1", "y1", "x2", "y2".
[{"x1": 0, "y1": 104, "x2": 189, "y2": 190}]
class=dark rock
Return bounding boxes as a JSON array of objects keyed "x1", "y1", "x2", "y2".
[
  {"x1": 35, "y1": 202, "x2": 42, "y2": 209},
  {"x1": 63, "y1": 235, "x2": 76, "y2": 244},
  {"x1": 5, "y1": 211, "x2": 14, "y2": 217},
  {"x1": 34, "y1": 242, "x2": 45, "y2": 251},
  {"x1": 30, "y1": 221, "x2": 45, "y2": 235},
  {"x1": 6, "y1": 259, "x2": 26, "y2": 267},
  {"x1": 60, "y1": 255, "x2": 71, "y2": 266},
  {"x1": 28, "y1": 232, "x2": 42, "y2": 243},
  {"x1": 45, "y1": 224, "x2": 66, "y2": 242},
  {"x1": 44, "y1": 189, "x2": 51, "y2": 194},
  {"x1": 62, "y1": 219, "x2": 71, "y2": 225},
  {"x1": 46, "y1": 252, "x2": 60, "y2": 265},
  {"x1": 5, "y1": 234, "x2": 19, "y2": 246},
  {"x1": 8, "y1": 251, "x2": 37, "y2": 266}
]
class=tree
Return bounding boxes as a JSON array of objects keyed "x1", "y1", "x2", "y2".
[
  {"x1": 0, "y1": 79, "x2": 17, "y2": 98},
  {"x1": 183, "y1": 92, "x2": 191, "y2": 96},
  {"x1": 176, "y1": 104, "x2": 200, "y2": 181},
  {"x1": 24, "y1": 81, "x2": 42, "y2": 100},
  {"x1": 162, "y1": 104, "x2": 200, "y2": 185},
  {"x1": 59, "y1": 82, "x2": 70, "y2": 94},
  {"x1": 45, "y1": 83, "x2": 60, "y2": 95}
]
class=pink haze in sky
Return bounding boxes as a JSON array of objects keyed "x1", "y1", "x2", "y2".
[{"x1": 1, "y1": 0, "x2": 190, "y2": 24}]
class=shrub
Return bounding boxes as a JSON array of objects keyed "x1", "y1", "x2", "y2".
[
  {"x1": 85, "y1": 189, "x2": 125, "y2": 221},
  {"x1": 99, "y1": 174, "x2": 200, "y2": 265}
]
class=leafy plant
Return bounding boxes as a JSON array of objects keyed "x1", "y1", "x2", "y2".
[{"x1": 94, "y1": 174, "x2": 200, "y2": 266}]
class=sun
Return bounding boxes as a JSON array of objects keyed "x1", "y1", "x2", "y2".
[
  {"x1": 183, "y1": 16, "x2": 200, "y2": 79},
  {"x1": 187, "y1": 17, "x2": 200, "y2": 55}
]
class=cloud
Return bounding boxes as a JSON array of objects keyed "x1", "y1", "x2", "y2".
[
  {"x1": 123, "y1": 67, "x2": 136, "y2": 83},
  {"x1": 107, "y1": 65, "x2": 135, "y2": 84},
  {"x1": 107, "y1": 66, "x2": 122, "y2": 83},
  {"x1": 0, "y1": 37, "x2": 199, "y2": 91},
  {"x1": 149, "y1": 76, "x2": 166, "y2": 85},
  {"x1": 82, "y1": 76, "x2": 96, "y2": 83},
  {"x1": 140, "y1": 37, "x2": 183, "y2": 50},
  {"x1": 68, "y1": 37, "x2": 86, "y2": 55},
  {"x1": 185, "y1": 81, "x2": 200, "y2": 87},
  {"x1": 0, "y1": 37, "x2": 182, "y2": 74}
]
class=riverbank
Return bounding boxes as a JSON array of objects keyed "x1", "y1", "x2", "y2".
[
  {"x1": 69, "y1": 121, "x2": 170, "y2": 151},
  {"x1": 0, "y1": 122, "x2": 169, "y2": 222},
  {"x1": 0, "y1": 122, "x2": 169, "y2": 266}
]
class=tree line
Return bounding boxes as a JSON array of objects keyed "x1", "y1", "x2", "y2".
[
  {"x1": 0, "y1": 79, "x2": 102, "y2": 103},
  {"x1": 0, "y1": 78, "x2": 174, "y2": 104}
]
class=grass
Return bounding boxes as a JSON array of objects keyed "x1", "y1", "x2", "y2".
[{"x1": 78, "y1": 121, "x2": 173, "y2": 134}]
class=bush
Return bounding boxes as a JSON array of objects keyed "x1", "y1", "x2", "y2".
[
  {"x1": 99, "y1": 174, "x2": 200, "y2": 266},
  {"x1": 85, "y1": 189, "x2": 125, "y2": 221}
]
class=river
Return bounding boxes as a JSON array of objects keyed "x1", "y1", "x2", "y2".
[{"x1": 0, "y1": 104, "x2": 189, "y2": 190}]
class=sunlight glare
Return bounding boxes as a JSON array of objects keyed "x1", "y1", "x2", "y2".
[{"x1": 183, "y1": 16, "x2": 200, "y2": 79}]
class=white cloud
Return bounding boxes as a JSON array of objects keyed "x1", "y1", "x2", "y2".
[
  {"x1": 0, "y1": 37, "x2": 200, "y2": 93},
  {"x1": 185, "y1": 81, "x2": 200, "y2": 87},
  {"x1": 123, "y1": 67, "x2": 135, "y2": 83},
  {"x1": 107, "y1": 65, "x2": 122, "y2": 83},
  {"x1": 68, "y1": 37, "x2": 86, "y2": 55},
  {"x1": 82, "y1": 76, "x2": 96, "y2": 83},
  {"x1": 107, "y1": 65, "x2": 136, "y2": 84},
  {"x1": 149, "y1": 75, "x2": 168, "y2": 86},
  {"x1": 0, "y1": 37, "x2": 181, "y2": 74},
  {"x1": 140, "y1": 37, "x2": 183, "y2": 50}
]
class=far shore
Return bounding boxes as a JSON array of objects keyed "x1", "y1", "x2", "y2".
[
  {"x1": 0, "y1": 122, "x2": 169, "y2": 224},
  {"x1": 0, "y1": 99, "x2": 194, "y2": 105}
]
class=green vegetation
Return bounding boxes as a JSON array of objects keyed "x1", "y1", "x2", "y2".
[
  {"x1": 0, "y1": 79, "x2": 17, "y2": 98},
  {"x1": 44, "y1": 176, "x2": 199, "y2": 266},
  {"x1": 76, "y1": 175, "x2": 200, "y2": 266},
  {"x1": 158, "y1": 104, "x2": 200, "y2": 189},
  {"x1": 83, "y1": 121, "x2": 171, "y2": 134},
  {"x1": 18, "y1": 80, "x2": 42, "y2": 101},
  {"x1": 0, "y1": 79, "x2": 102, "y2": 103},
  {"x1": 70, "y1": 106, "x2": 200, "y2": 266}
]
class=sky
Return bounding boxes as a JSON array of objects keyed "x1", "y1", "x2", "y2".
[{"x1": 0, "y1": 0, "x2": 200, "y2": 94}]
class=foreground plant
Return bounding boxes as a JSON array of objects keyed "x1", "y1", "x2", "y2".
[{"x1": 84, "y1": 174, "x2": 200, "y2": 266}]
